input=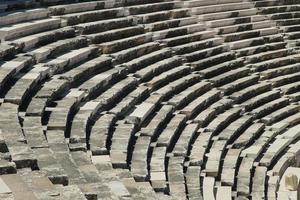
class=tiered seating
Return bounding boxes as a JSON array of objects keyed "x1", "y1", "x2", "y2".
[{"x1": 254, "y1": 1, "x2": 300, "y2": 47}]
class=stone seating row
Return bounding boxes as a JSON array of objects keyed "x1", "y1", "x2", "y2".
[
  {"x1": 4, "y1": 46, "x2": 98, "y2": 106},
  {"x1": 131, "y1": 105, "x2": 174, "y2": 182}
]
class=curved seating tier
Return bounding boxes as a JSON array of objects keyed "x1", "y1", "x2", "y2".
[{"x1": 0, "y1": 0, "x2": 299, "y2": 199}]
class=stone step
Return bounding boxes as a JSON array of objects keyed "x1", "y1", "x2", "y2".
[
  {"x1": 0, "y1": 18, "x2": 61, "y2": 41},
  {"x1": 198, "y1": 8, "x2": 257, "y2": 21},
  {"x1": 0, "y1": 8, "x2": 49, "y2": 26},
  {"x1": 192, "y1": 2, "x2": 254, "y2": 15},
  {"x1": 182, "y1": 0, "x2": 245, "y2": 7},
  {"x1": 207, "y1": 15, "x2": 266, "y2": 28},
  {"x1": 61, "y1": 7, "x2": 125, "y2": 25}
]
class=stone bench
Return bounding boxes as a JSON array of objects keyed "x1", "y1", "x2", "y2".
[
  {"x1": 233, "y1": 122, "x2": 265, "y2": 148},
  {"x1": 109, "y1": 85, "x2": 149, "y2": 117},
  {"x1": 185, "y1": 166, "x2": 202, "y2": 199},
  {"x1": 4, "y1": 46, "x2": 96, "y2": 100},
  {"x1": 167, "y1": 156, "x2": 186, "y2": 199},
  {"x1": 260, "y1": 62, "x2": 300, "y2": 80},
  {"x1": 216, "y1": 186, "x2": 232, "y2": 200},
  {"x1": 156, "y1": 114, "x2": 187, "y2": 148},
  {"x1": 75, "y1": 16, "x2": 134, "y2": 35},
  {"x1": 230, "y1": 34, "x2": 283, "y2": 51},
  {"x1": 240, "y1": 90, "x2": 280, "y2": 111},
  {"x1": 112, "y1": 42, "x2": 160, "y2": 64},
  {"x1": 262, "y1": 104, "x2": 300, "y2": 125},
  {"x1": 180, "y1": 89, "x2": 221, "y2": 118},
  {"x1": 183, "y1": 0, "x2": 244, "y2": 7},
  {"x1": 10, "y1": 27, "x2": 75, "y2": 51},
  {"x1": 250, "y1": 53, "x2": 296, "y2": 72},
  {"x1": 78, "y1": 66, "x2": 125, "y2": 97},
  {"x1": 127, "y1": 102, "x2": 156, "y2": 124},
  {"x1": 191, "y1": 51, "x2": 235, "y2": 71},
  {"x1": 250, "y1": 97, "x2": 289, "y2": 118},
  {"x1": 246, "y1": 48, "x2": 289, "y2": 64},
  {"x1": 221, "y1": 149, "x2": 241, "y2": 186},
  {"x1": 287, "y1": 91, "x2": 300, "y2": 102},
  {"x1": 222, "y1": 27, "x2": 279, "y2": 43},
  {"x1": 254, "y1": 0, "x2": 291, "y2": 8},
  {"x1": 251, "y1": 166, "x2": 267, "y2": 199},
  {"x1": 125, "y1": 48, "x2": 172, "y2": 72},
  {"x1": 47, "y1": 91, "x2": 85, "y2": 132},
  {"x1": 152, "y1": 23, "x2": 205, "y2": 40},
  {"x1": 144, "y1": 16, "x2": 198, "y2": 32},
  {"x1": 210, "y1": 67, "x2": 250, "y2": 86},
  {"x1": 153, "y1": 73, "x2": 200, "y2": 100},
  {"x1": 199, "y1": 8, "x2": 257, "y2": 22},
  {"x1": 53, "y1": 151, "x2": 89, "y2": 185},
  {"x1": 45, "y1": 46, "x2": 98, "y2": 74},
  {"x1": 172, "y1": 37, "x2": 223, "y2": 55},
  {"x1": 0, "y1": 43, "x2": 18, "y2": 60},
  {"x1": 239, "y1": 41, "x2": 287, "y2": 59},
  {"x1": 207, "y1": 15, "x2": 265, "y2": 28},
  {"x1": 241, "y1": 129, "x2": 280, "y2": 158},
  {"x1": 28, "y1": 36, "x2": 88, "y2": 63},
  {"x1": 192, "y1": 2, "x2": 254, "y2": 15},
  {"x1": 0, "y1": 159, "x2": 16, "y2": 175},
  {"x1": 202, "y1": 176, "x2": 215, "y2": 200},
  {"x1": 133, "y1": 8, "x2": 189, "y2": 24},
  {"x1": 135, "y1": 56, "x2": 183, "y2": 82},
  {"x1": 236, "y1": 156, "x2": 255, "y2": 196},
  {"x1": 193, "y1": 98, "x2": 233, "y2": 127},
  {"x1": 260, "y1": 138, "x2": 291, "y2": 167},
  {"x1": 204, "y1": 140, "x2": 226, "y2": 177},
  {"x1": 168, "y1": 80, "x2": 212, "y2": 108},
  {"x1": 0, "y1": 8, "x2": 48, "y2": 26},
  {"x1": 199, "y1": 58, "x2": 244, "y2": 78},
  {"x1": 89, "y1": 113, "x2": 116, "y2": 155},
  {"x1": 271, "y1": 71, "x2": 300, "y2": 87},
  {"x1": 217, "y1": 115, "x2": 253, "y2": 141},
  {"x1": 279, "y1": 81, "x2": 300, "y2": 94},
  {"x1": 145, "y1": 65, "x2": 190, "y2": 91},
  {"x1": 26, "y1": 97, "x2": 48, "y2": 116},
  {"x1": 162, "y1": 30, "x2": 215, "y2": 47},
  {"x1": 110, "y1": 121, "x2": 136, "y2": 169},
  {"x1": 30, "y1": 76, "x2": 69, "y2": 103},
  {"x1": 172, "y1": 123, "x2": 199, "y2": 157},
  {"x1": 220, "y1": 74, "x2": 259, "y2": 95},
  {"x1": 0, "y1": 173, "x2": 41, "y2": 199},
  {"x1": 61, "y1": 7, "x2": 125, "y2": 25},
  {"x1": 260, "y1": 5, "x2": 300, "y2": 14},
  {"x1": 139, "y1": 104, "x2": 174, "y2": 138},
  {"x1": 217, "y1": 20, "x2": 275, "y2": 35},
  {"x1": 0, "y1": 56, "x2": 33, "y2": 92},
  {"x1": 122, "y1": 177, "x2": 159, "y2": 199},
  {"x1": 272, "y1": 111, "x2": 300, "y2": 132},
  {"x1": 184, "y1": 44, "x2": 229, "y2": 62},
  {"x1": 149, "y1": 146, "x2": 168, "y2": 192},
  {"x1": 0, "y1": 18, "x2": 61, "y2": 41},
  {"x1": 206, "y1": 107, "x2": 242, "y2": 134},
  {"x1": 189, "y1": 131, "x2": 212, "y2": 166},
  {"x1": 48, "y1": 1, "x2": 107, "y2": 15},
  {"x1": 71, "y1": 77, "x2": 137, "y2": 145},
  {"x1": 230, "y1": 81, "x2": 271, "y2": 103},
  {"x1": 99, "y1": 33, "x2": 152, "y2": 54},
  {"x1": 59, "y1": 55, "x2": 112, "y2": 84},
  {"x1": 4, "y1": 67, "x2": 49, "y2": 104},
  {"x1": 86, "y1": 25, "x2": 144, "y2": 44},
  {"x1": 131, "y1": 135, "x2": 151, "y2": 181},
  {"x1": 125, "y1": 1, "x2": 176, "y2": 15}
]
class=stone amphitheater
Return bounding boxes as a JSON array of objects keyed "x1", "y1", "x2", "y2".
[{"x1": 0, "y1": 0, "x2": 300, "y2": 199}]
